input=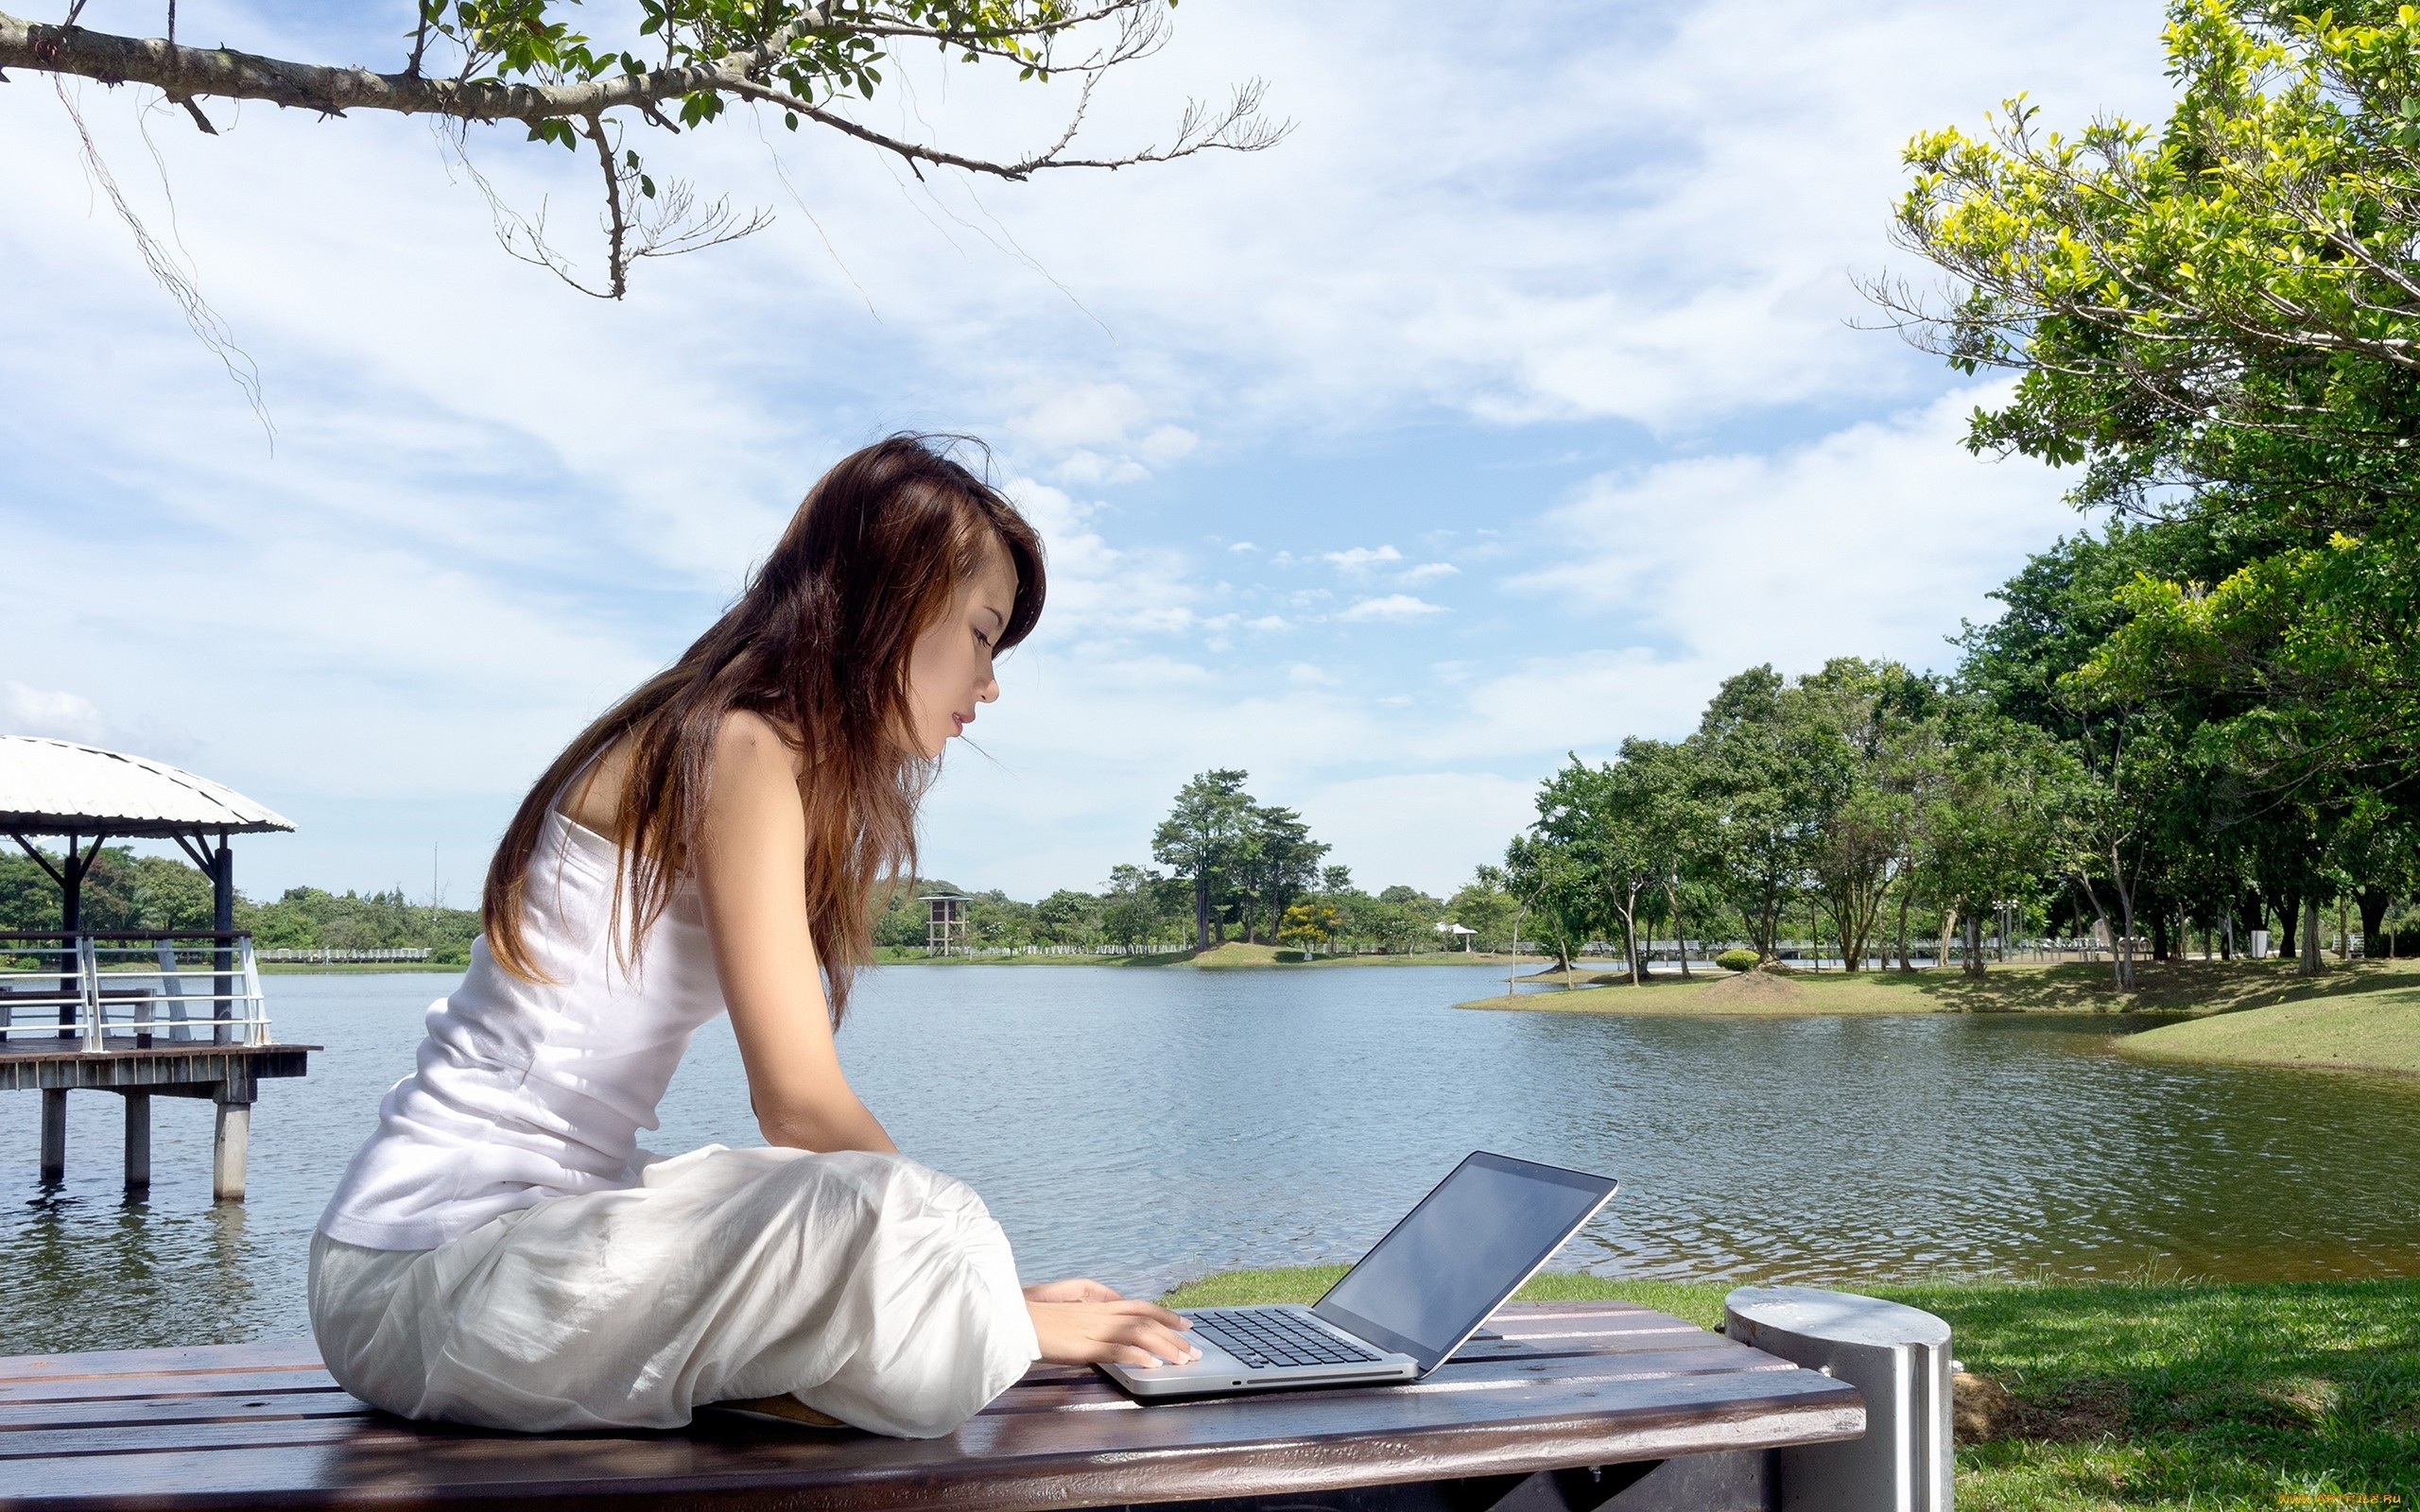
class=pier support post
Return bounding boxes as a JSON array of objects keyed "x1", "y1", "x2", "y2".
[
  {"x1": 211, "y1": 1096, "x2": 250, "y2": 1202},
  {"x1": 40, "y1": 1089, "x2": 67, "y2": 1183},
  {"x1": 123, "y1": 1092, "x2": 151, "y2": 1191}
]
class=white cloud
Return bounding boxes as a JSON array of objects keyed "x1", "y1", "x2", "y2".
[
  {"x1": 1514, "y1": 384, "x2": 2074, "y2": 675},
  {"x1": 1339, "y1": 594, "x2": 1447, "y2": 623},
  {"x1": 2, "y1": 683, "x2": 108, "y2": 745},
  {"x1": 1399, "y1": 562, "x2": 1461, "y2": 585},
  {"x1": 1322, "y1": 545, "x2": 1404, "y2": 573}
]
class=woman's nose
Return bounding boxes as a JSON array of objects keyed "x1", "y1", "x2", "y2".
[{"x1": 977, "y1": 672, "x2": 999, "y2": 704}]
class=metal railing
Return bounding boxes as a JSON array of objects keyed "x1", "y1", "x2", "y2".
[{"x1": 0, "y1": 931, "x2": 269, "y2": 1051}]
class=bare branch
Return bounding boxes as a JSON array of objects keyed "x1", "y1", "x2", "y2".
[{"x1": 51, "y1": 74, "x2": 268, "y2": 438}]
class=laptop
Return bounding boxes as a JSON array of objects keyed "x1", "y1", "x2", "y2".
[{"x1": 1100, "y1": 1151, "x2": 1618, "y2": 1400}]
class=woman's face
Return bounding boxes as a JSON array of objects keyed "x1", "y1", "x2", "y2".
[{"x1": 904, "y1": 538, "x2": 1020, "y2": 759}]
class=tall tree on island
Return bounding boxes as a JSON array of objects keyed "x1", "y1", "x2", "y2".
[{"x1": 1151, "y1": 769, "x2": 1259, "y2": 950}]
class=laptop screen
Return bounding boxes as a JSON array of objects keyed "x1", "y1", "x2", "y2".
[{"x1": 1311, "y1": 1152, "x2": 1616, "y2": 1370}]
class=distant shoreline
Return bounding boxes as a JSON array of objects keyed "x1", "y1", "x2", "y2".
[
  {"x1": 878, "y1": 941, "x2": 1542, "y2": 970},
  {"x1": 1457, "y1": 959, "x2": 2420, "y2": 1078}
]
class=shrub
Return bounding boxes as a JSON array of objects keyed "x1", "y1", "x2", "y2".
[{"x1": 1714, "y1": 948, "x2": 1759, "y2": 973}]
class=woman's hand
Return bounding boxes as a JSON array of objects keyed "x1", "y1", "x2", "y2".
[
  {"x1": 1028, "y1": 1298, "x2": 1200, "y2": 1367},
  {"x1": 1023, "y1": 1278, "x2": 1125, "y2": 1304}
]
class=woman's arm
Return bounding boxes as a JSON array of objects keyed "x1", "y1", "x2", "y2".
[{"x1": 694, "y1": 711, "x2": 897, "y2": 1156}]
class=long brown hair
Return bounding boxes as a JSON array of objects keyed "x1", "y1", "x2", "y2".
[{"x1": 480, "y1": 435, "x2": 1045, "y2": 1023}]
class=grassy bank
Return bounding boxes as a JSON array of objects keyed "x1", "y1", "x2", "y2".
[
  {"x1": 2119, "y1": 992, "x2": 2420, "y2": 1078},
  {"x1": 1162, "y1": 1267, "x2": 2420, "y2": 1510},
  {"x1": 1458, "y1": 956, "x2": 2420, "y2": 1019}
]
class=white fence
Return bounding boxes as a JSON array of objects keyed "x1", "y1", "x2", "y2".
[
  {"x1": 255, "y1": 947, "x2": 433, "y2": 963},
  {"x1": 0, "y1": 932, "x2": 270, "y2": 1049}
]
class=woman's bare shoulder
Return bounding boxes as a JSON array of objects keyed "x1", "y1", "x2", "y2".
[{"x1": 712, "y1": 711, "x2": 805, "y2": 785}]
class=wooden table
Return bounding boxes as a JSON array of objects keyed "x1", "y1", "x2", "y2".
[{"x1": 0, "y1": 1301, "x2": 1862, "y2": 1512}]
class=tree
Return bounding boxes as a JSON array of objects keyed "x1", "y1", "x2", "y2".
[
  {"x1": 1886, "y1": 0, "x2": 2420, "y2": 823},
  {"x1": 1695, "y1": 667, "x2": 1823, "y2": 962},
  {"x1": 1031, "y1": 888, "x2": 1100, "y2": 948},
  {"x1": 1234, "y1": 805, "x2": 1329, "y2": 944},
  {"x1": 1445, "y1": 866, "x2": 1520, "y2": 952},
  {"x1": 1918, "y1": 713, "x2": 2072, "y2": 977},
  {"x1": 1792, "y1": 660, "x2": 1931, "y2": 973},
  {"x1": 1275, "y1": 901, "x2": 1338, "y2": 956},
  {"x1": 4, "y1": 4, "x2": 1280, "y2": 300},
  {"x1": 1503, "y1": 833, "x2": 1592, "y2": 975},
  {"x1": 1099, "y1": 864, "x2": 1174, "y2": 952},
  {"x1": 1150, "y1": 769, "x2": 1258, "y2": 950}
]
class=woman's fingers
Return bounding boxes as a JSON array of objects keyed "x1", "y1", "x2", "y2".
[{"x1": 1027, "y1": 1300, "x2": 1201, "y2": 1366}]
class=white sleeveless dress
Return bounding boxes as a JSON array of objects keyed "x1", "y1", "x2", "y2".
[{"x1": 308, "y1": 809, "x2": 1038, "y2": 1436}]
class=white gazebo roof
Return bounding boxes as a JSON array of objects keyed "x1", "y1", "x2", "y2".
[
  {"x1": 0, "y1": 736, "x2": 294, "y2": 839},
  {"x1": 1432, "y1": 921, "x2": 1478, "y2": 936}
]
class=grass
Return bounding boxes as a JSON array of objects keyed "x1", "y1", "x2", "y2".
[
  {"x1": 2119, "y1": 992, "x2": 2420, "y2": 1077},
  {"x1": 1159, "y1": 1267, "x2": 2420, "y2": 1510},
  {"x1": 1460, "y1": 955, "x2": 2420, "y2": 1017}
]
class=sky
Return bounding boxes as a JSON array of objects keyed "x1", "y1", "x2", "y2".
[{"x1": 0, "y1": 0, "x2": 2179, "y2": 904}]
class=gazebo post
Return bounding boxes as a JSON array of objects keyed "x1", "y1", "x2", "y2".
[
  {"x1": 58, "y1": 830, "x2": 80, "y2": 1038},
  {"x1": 213, "y1": 831, "x2": 234, "y2": 1048}
]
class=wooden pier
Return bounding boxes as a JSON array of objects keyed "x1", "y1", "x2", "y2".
[
  {"x1": 1, "y1": 1036, "x2": 312, "y2": 1199},
  {"x1": 4, "y1": 735, "x2": 309, "y2": 1201}
]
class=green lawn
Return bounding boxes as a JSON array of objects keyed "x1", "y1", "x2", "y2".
[
  {"x1": 1161, "y1": 1267, "x2": 2420, "y2": 1511},
  {"x1": 1459, "y1": 957, "x2": 2420, "y2": 1045},
  {"x1": 2119, "y1": 992, "x2": 2420, "y2": 1077}
]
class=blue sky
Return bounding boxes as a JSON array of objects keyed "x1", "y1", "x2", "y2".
[{"x1": 1, "y1": 0, "x2": 2176, "y2": 903}]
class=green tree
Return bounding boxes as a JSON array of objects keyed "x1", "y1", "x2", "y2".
[
  {"x1": 1445, "y1": 866, "x2": 1520, "y2": 952},
  {"x1": 1031, "y1": 889, "x2": 1100, "y2": 949},
  {"x1": 1151, "y1": 769, "x2": 1259, "y2": 950},
  {"x1": 1891, "y1": 0, "x2": 2420, "y2": 937},
  {"x1": 1503, "y1": 833, "x2": 1593, "y2": 975},
  {"x1": 1100, "y1": 864, "x2": 1178, "y2": 953},
  {"x1": 1234, "y1": 806, "x2": 1330, "y2": 944},
  {"x1": 1695, "y1": 667, "x2": 1824, "y2": 962}
]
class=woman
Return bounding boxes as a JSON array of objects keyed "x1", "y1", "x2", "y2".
[{"x1": 311, "y1": 436, "x2": 1198, "y2": 1437}]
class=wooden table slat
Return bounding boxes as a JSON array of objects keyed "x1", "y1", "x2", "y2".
[{"x1": 0, "y1": 1303, "x2": 1862, "y2": 1511}]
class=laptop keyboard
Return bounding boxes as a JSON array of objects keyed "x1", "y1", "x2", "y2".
[{"x1": 1184, "y1": 1308, "x2": 1385, "y2": 1368}]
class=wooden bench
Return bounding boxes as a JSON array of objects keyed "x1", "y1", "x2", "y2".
[{"x1": 0, "y1": 1301, "x2": 1862, "y2": 1511}]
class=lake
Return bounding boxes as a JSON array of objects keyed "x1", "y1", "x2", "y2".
[{"x1": 5, "y1": 964, "x2": 2418, "y2": 1354}]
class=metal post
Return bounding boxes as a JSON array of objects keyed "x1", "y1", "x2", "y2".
[
  {"x1": 1725, "y1": 1286, "x2": 1952, "y2": 1512},
  {"x1": 124, "y1": 1092, "x2": 150, "y2": 1190},
  {"x1": 59, "y1": 831, "x2": 79, "y2": 1039},
  {"x1": 40, "y1": 1089, "x2": 67, "y2": 1183},
  {"x1": 213, "y1": 833, "x2": 234, "y2": 1047},
  {"x1": 78, "y1": 934, "x2": 104, "y2": 1053}
]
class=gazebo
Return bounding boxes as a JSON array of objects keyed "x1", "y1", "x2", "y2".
[
  {"x1": 0, "y1": 736, "x2": 311, "y2": 1199},
  {"x1": 921, "y1": 891, "x2": 971, "y2": 955}
]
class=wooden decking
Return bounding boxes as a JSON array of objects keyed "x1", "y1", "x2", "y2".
[
  {"x1": 0, "y1": 1040, "x2": 312, "y2": 1090},
  {"x1": 0, "y1": 1301, "x2": 1861, "y2": 1511}
]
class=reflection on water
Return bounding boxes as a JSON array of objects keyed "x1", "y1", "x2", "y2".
[{"x1": 4, "y1": 965, "x2": 2417, "y2": 1353}]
